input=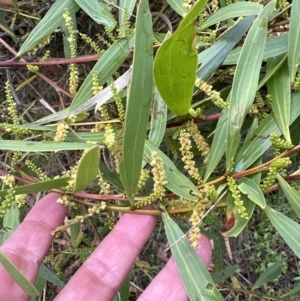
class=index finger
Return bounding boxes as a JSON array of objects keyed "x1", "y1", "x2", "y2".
[
  {"x1": 54, "y1": 212, "x2": 157, "y2": 301},
  {"x1": 0, "y1": 193, "x2": 67, "y2": 301}
]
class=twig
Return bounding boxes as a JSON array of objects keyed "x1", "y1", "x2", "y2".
[
  {"x1": 164, "y1": 189, "x2": 228, "y2": 252},
  {"x1": 0, "y1": 54, "x2": 100, "y2": 67},
  {"x1": 0, "y1": 37, "x2": 73, "y2": 99}
]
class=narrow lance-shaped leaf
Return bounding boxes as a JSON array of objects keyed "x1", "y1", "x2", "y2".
[
  {"x1": 222, "y1": 190, "x2": 255, "y2": 237},
  {"x1": 0, "y1": 140, "x2": 94, "y2": 152},
  {"x1": 119, "y1": 0, "x2": 153, "y2": 203},
  {"x1": 0, "y1": 11, "x2": 18, "y2": 43},
  {"x1": 148, "y1": 31, "x2": 170, "y2": 148},
  {"x1": 258, "y1": 53, "x2": 287, "y2": 90},
  {"x1": 201, "y1": 2, "x2": 262, "y2": 30},
  {"x1": 235, "y1": 90, "x2": 300, "y2": 172},
  {"x1": 252, "y1": 260, "x2": 285, "y2": 290},
  {"x1": 38, "y1": 264, "x2": 65, "y2": 288},
  {"x1": 0, "y1": 203, "x2": 20, "y2": 245},
  {"x1": 0, "y1": 178, "x2": 70, "y2": 198},
  {"x1": 74, "y1": 146, "x2": 100, "y2": 192},
  {"x1": 69, "y1": 34, "x2": 134, "y2": 111},
  {"x1": 222, "y1": 158, "x2": 261, "y2": 237},
  {"x1": 223, "y1": 33, "x2": 288, "y2": 66},
  {"x1": 238, "y1": 177, "x2": 266, "y2": 209},
  {"x1": 31, "y1": 66, "x2": 133, "y2": 125},
  {"x1": 203, "y1": 90, "x2": 230, "y2": 183},
  {"x1": 17, "y1": 0, "x2": 79, "y2": 57},
  {"x1": 0, "y1": 252, "x2": 39, "y2": 297},
  {"x1": 118, "y1": 0, "x2": 137, "y2": 36},
  {"x1": 165, "y1": 0, "x2": 185, "y2": 16},
  {"x1": 198, "y1": 15, "x2": 255, "y2": 81},
  {"x1": 226, "y1": 0, "x2": 276, "y2": 172},
  {"x1": 288, "y1": 0, "x2": 300, "y2": 83},
  {"x1": 74, "y1": 0, "x2": 116, "y2": 30},
  {"x1": 30, "y1": 36, "x2": 134, "y2": 125},
  {"x1": 267, "y1": 54, "x2": 291, "y2": 142},
  {"x1": 264, "y1": 206, "x2": 300, "y2": 259},
  {"x1": 148, "y1": 85, "x2": 167, "y2": 147},
  {"x1": 162, "y1": 211, "x2": 224, "y2": 300},
  {"x1": 277, "y1": 174, "x2": 300, "y2": 218},
  {"x1": 154, "y1": 0, "x2": 208, "y2": 116}
]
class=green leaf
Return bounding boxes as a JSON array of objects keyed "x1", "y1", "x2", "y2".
[
  {"x1": 69, "y1": 33, "x2": 134, "y2": 111},
  {"x1": 119, "y1": 0, "x2": 153, "y2": 203},
  {"x1": 166, "y1": 0, "x2": 185, "y2": 16},
  {"x1": 154, "y1": 0, "x2": 208, "y2": 116},
  {"x1": 32, "y1": 276, "x2": 46, "y2": 301},
  {"x1": 0, "y1": 11, "x2": 18, "y2": 43},
  {"x1": 211, "y1": 265, "x2": 239, "y2": 284},
  {"x1": 288, "y1": 0, "x2": 300, "y2": 83},
  {"x1": 257, "y1": 53, "x2": 288, "y2": 90},
  {"x1": 222, "y1": 159, "x2": 261, "y2": 237},
  {"x1": 114, "y1": 270, "x2": 132, "y2": 301},
  {"x1": 201, "y1": 2, "x2": 262, "y2": 30},
  {"x1": 235, "y1": 90, "x2": 300, "y2": 172},
  {"x1": 70, "y1": 221, "x2": 81, "y2": 247},
  {"x1": 74, "y1": 0, "x2": 116, "y2": 30},
  {"x1": 100, "y1": 163, "x2": 124, "y2": 191},
  {"x1": 0, "y1": 202, "x2": 20, "y2": 245},
  {"x1": 223, "y1": 33, "x2": 288, "y2": 66},
  {"x1": 222, "y1": 191, "x2": 255, "y2": 237},
  {"x1": 0, "y1": 140, "x2": 94, "y2": 152},
  {"x1": 238, "y1": 177, "x2": 266, "y2": 209},
  {"x1": 252, "y1": 260, "x2": 285, "y2": 290},
  {"x1": 118, "y1": 0, "x2": 137, "y2": 36},
  {"x1": 0, "y1": 178, "x2": 70, "y2": 198},
  {"x1": 267, "y1": 54, "x2": 291, "y2": 142},
  {"x1": 74, "y1": 146, "x2": 100, "y2": 192},
  {"x1": 148, "y1": 86, "x2": 167, "y2": 147},
  {"x1": 44, "y1": 131, "x2": 106, "y2": 143},
  {"x1": 244, "y1": 117, "x2": 259, "y2": 144},
  {"x1": 203, "y1": 99, "x2": 229, "y2": 183},
  {"x1": 144, "y1": 141, "x2": 199, "y2": 201},
  {"x1": 277, "y1": 174, "x2": 300, "y2": 218},
  {"x1": 17, "y1": 0, "x2": 80, "y2": 57},
  {"x1": 226, "y1": 0, "x2": 276, "y2": 172},
  {"x1": 0, "y1": 124, "x2": 57, "y2": 132},
  {"x1": 282, "y1": 285, "x2": 300, "y2": 298},
  {"x1": 212, "y1": 234, "x2": 226, "y2": 272},
  {"x1": 264, "y1": 206, "x2": 300, "y2": 259},
  {"x1": 198, "y1": 15, "x2": 255, "y2": 81},
  {"x1": 0, "y1": 251, "x2": 39, "y2": 297},
  {"x1": 162, "y1": 211, "x2": 224, "y2": 300},
  {"x1": 38, "y1": 264, "x2": 65, "y2": 288},
  {"x1": 32, "y1": 34, "x2": 134, "y2": 125}
]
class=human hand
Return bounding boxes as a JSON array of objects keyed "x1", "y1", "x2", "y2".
[{"x1": 0, "y1": 193, "x2": 212, "y2": 301}]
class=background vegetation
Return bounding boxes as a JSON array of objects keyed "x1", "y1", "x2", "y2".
[{"x1": 0, "y1": 0, "x2": 300, "y2": 300}]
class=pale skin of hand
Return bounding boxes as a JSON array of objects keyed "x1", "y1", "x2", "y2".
[{"x1": 0, "y1": 193, "x2": 212, "y2": 301}]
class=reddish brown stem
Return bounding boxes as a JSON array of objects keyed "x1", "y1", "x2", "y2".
[
  {"x1": 0, "y1": 37, "x2": 73, "y2": 99},
  {"x1": 166, "y1": 112, "x2": 221, "y2": 128},
  {"x1": 0, "y1": 55, "x2": 100, "y2": 68}
]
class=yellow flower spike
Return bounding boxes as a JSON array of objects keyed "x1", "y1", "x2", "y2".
[
  {"x1": 54, "y1": 122, "x2": 69, "y2": 142},
  {"x1": 179, "y1": 129, "x2": 201, "y2": 183},
  {"x1": 195, "y1": 78, "x2": 228, "y2": 109},
  {"x1": 227, "y1": 176, "x2": 249, "y2": 220}
]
